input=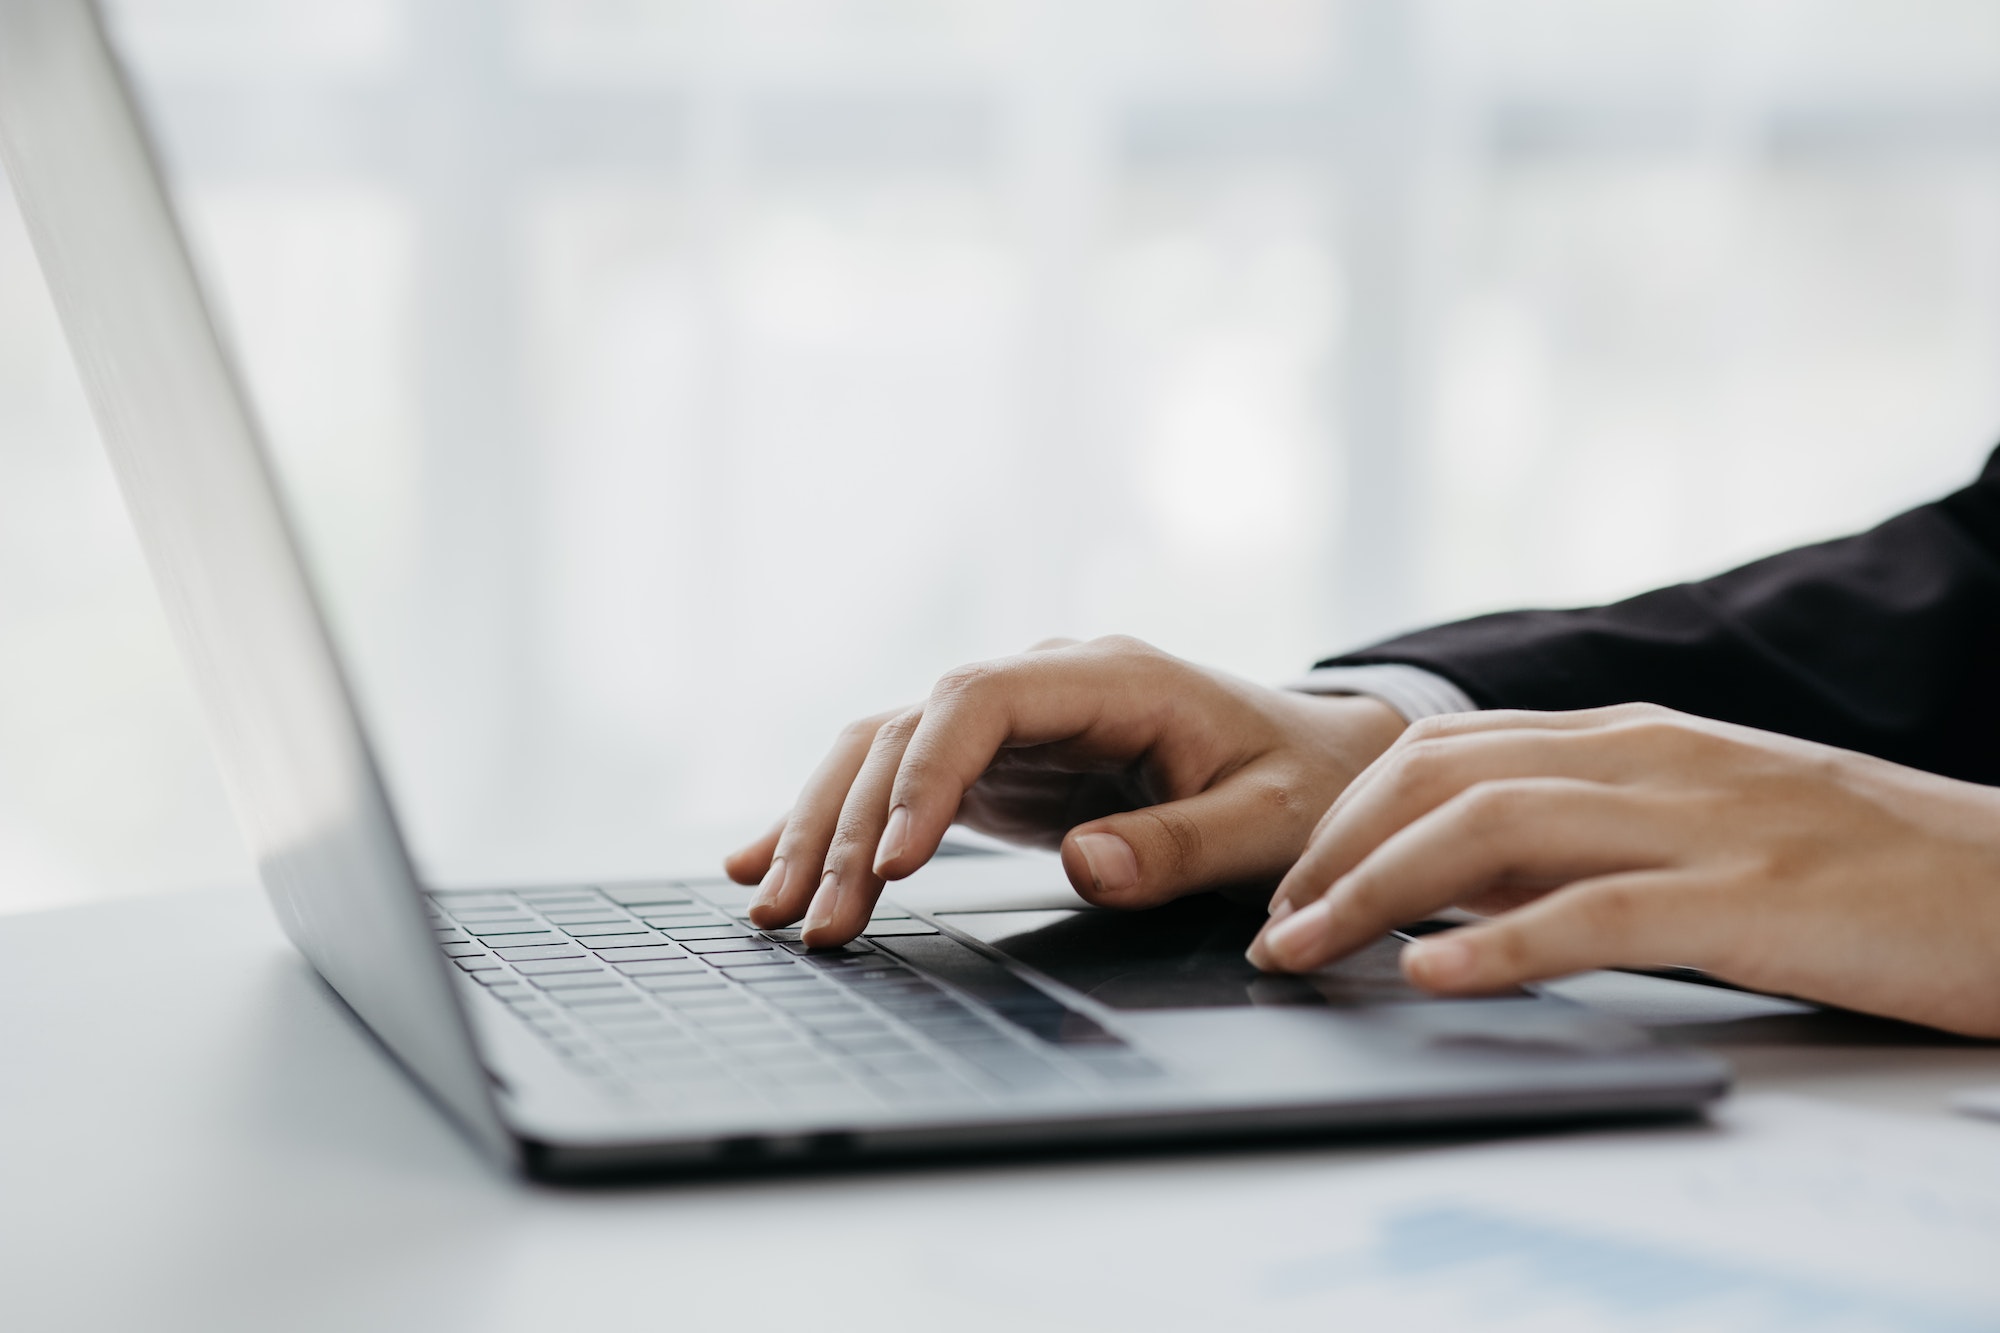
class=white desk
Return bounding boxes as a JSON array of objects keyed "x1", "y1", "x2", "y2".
[{"x1": 2, "y1": 888, "x2": 1995, "y2": 1332}]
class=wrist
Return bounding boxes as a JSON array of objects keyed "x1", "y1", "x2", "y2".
[{"x1": 1292, "y1": 691, "x2": 1407, "y2": 775}]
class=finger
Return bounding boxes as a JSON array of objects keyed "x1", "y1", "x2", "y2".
[
  {"x1": 745, "y1": 709, "x2": 899, "y2": 928},
  {"x1": 722, "y1": 816, "x2": 787, "y2": 884},
  {"x1": 1269, "y1": 720, "x2": 1667, "y2": 917},
  {"x1": 800, "y1": 709, "x2": 923, "y2": 946},
  {"x1": 1027, "y1": 636, "x2": 1080, "y2": 652},
  {"x1": 1401, "y1": 870, "x2": 1707, "y2": 993},
  {"x1": 1303, "y1": 702, "x2": 1678, "y2": 844},
  {"x1": 1250, "y1": 778, "x2": 1674, "y2": 972},
  {"x1": 1056, "y1": 762, "x2": 1320, "y2": 908},
  {"x1": 872, "y1": 644, "x2": 1174, "y2": 880}
]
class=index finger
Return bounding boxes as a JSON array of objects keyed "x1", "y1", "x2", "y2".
[{"x1": 872, "y1": 641, "x2": 1180, "y2": 880}]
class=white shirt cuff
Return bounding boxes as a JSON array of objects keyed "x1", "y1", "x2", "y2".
[{"x1": 1285, "y1": 663, "x2": 1478, "y2": 723}]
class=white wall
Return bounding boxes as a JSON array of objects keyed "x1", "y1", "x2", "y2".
[{"x1": 2, "y1": 0, "x2": 1997, "y2": 910}]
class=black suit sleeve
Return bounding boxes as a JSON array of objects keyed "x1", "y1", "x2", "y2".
[{"x1": 1322, "y1": 445, "x2": 2000, "y2": 785}]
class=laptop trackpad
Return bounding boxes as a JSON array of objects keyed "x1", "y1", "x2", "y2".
[{"x1": 935, "y1": 894, "x2": 1439, "y2": 1011}]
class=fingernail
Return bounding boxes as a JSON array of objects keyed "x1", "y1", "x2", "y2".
[
  {"x1": 1267, "y1": 896, "x2": 1295, "y2": 923},
  {"x1": 801, "y1": 871, "x2": 840, "y2": 935},
  {"x1": 750, "y1": 856, "x2": 786, "y2": 913},
  {"x1": 1256, "y1": 900, "x2": 1327, "y2": 971},
  {"x1": 874, "y1": 807, "x2": 911, "y2": 874},
  {"x1": 1073, "y1": 833, "x2": 1139, "y2": 897},
  {"x1": 1405, "y1": 937, "x2": 1473, "y2": 988}
]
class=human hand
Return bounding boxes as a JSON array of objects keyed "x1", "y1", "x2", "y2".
[
  {"x1": 1247, "y1": 703, "x2": 2000, "y2": 1038},
  {"x1": 723, "y1": 636, "x2": 1407, "y2": 948}
]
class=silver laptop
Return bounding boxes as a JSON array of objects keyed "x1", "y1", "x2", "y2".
[{"x1": 0, "y1": 0, "x2": 1726, "y2": 1180}]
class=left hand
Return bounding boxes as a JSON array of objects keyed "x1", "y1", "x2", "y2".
[{"x1": 1246, "y1": 703, "x2": 2000, "y2": 1038}]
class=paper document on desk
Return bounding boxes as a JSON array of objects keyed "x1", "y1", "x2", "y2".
[{"x1": 922, "y1": 1096, "x2": 2000, "y2": 1333}]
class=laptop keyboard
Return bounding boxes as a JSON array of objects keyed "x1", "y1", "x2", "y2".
[{"x1": 427, "y1": 882, "x2": 1161, "y2": 1115}]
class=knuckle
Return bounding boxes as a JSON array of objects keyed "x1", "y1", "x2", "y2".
[
  {"x1": 1133, "y1": 805, "x2": 1205, "y2": 878},
  {"x1": 1336, "y1": 870, "x2": 1393, "y2": 922},
  {"x1": 1389, "y1": 738, "x2": 1458, "y2": 800},
  {"x1": 837, "y1": 715, "x2": 886, "y2": 748},
  {"x1": 872, "y1": 707, "x2": 923, "y2": 748},
  {"x1": 829, "y1": 803, "x2": 878, "y2": 851},
  {"x1": 1484, "y1": 924, "x2": 1535, "y2": 974},
  {"x1": 1400, "y1": 713, "x2": 1462, "y2": 745},
  {"x1": 931, "y1": 662, "x2": 999, "y2": 705},
  {"x1": 1600, "y1": 701, "x2": 1673, "y2": 726},
  {"x1": 1091, "y1": 632, "x2": 1160, "y2": 661},
  {"x1": 1572, "y1": 880, "x2": 1647, "y2": 941},
  {"x1": 1454, "y1": 779, "x2": 1528, "y2": 832},
  {"x1": 1616, "y1": 716, "x2": 1701, "y2": 755},
  {"x1": 890, "y1": 753, "x2": 947, "y2": 803}
]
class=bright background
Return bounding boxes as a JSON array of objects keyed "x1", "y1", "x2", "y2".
[{"x1": 3, "y1": 0, "x2": 1999, "y2": 912}]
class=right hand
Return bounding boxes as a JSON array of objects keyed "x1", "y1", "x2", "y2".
[{"x1": 722, "y1": 635, "x2": 1408, "y2": 947}]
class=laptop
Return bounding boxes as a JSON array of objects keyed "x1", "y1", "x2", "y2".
[{"x1": 0, "y1": 0, "x2": 1727, "y2": 1180}]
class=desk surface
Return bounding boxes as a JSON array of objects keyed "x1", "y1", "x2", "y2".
[{"x1": 2, "y1": 888, "x2": 1995, "y2": 1332}]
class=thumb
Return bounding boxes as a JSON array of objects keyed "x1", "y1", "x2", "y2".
[{"x1": 1059, "y1": 776, "x2": 1306, "y2": 908}]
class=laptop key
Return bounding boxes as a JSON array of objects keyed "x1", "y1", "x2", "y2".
[
  {"x1": 574, "y1": 1008, "x2": 674, "y2": 1031},
  {"x1": 959, "y1": 1049, "x2": 1066, "y2": 1084},
  {"x1": 495, "y1": 943, "x2": 589, "y2": 961},
  {"x1": 454, "y1": 956, "x2": 505, "y2": 972},
  {"x1": 796, "y1": 1010, "x2": 890, "y2": 1033},
  {"x1": 561, "y1": 918, "x2": 646, "y2": 932},
  {"x1": 726, "y1": 961, "x2": 807, "y2": 979},
  {"x1": 781, "y1": 940, "x2": 875, "y2": 957},
  {"x1": 653, "y1": 986, "x2": 751, "y2": 1005},
  {"x1": 514, "y1": 957, "x2": 611, "y2": 976},
  {"x1": 663, "y1": 924, "x2": 756, "y2": 941},
  {"x1": 530, "y1": 972, "x2": 625, "y2": 991},
  {"x1": 821, "y1": 1031, "x2": 918, "y2": 1056},
  {"x1": 858, "y1": 921, "x2": 940, "y2": 938},
  {"x1": 908, "y1": 1019, "x2": 1008, "y2": 1044},
  {"x1": 592, "y1": 944, "x2": 687, "y2": 963},
  {"x1": 680, "y1": 928, "x2": 772, "y2": 948},
  {"x1": 860, "y1": 1051, "x2": 946, "y2": 1077},
  {"x1": 569, "y1": 930, "x2": 660, "y2": 946},
  {"x1": 736, "y1": 984, "x2": 825, "y2": 1004},
  {"x1": 602, "y1": 884, "x2": 696, "y2": 905},
  {"x1": 614, "y1": 958, "x2": 704, "y2": 977},
  {"x1": 688, "y1": 1007, "x2": 786, "y2": 1029},
  {"x1": 632, "y1": 980, "x2": 730, "y2": 1000},
  {"x1": 759, "y1": 989, "x2": 860, "y2": 1011},
  {"x1": 468, "y1": 931, "x2": 568, "y2": 949},
  {"x1": 869, "y1": 1073, "x2": 977, "y2": 1103},
  {"x1": 748, "y1": 1066, "x2": 848, "y2": 1091},
  {"x1": 550, "y1": 988, "x2": 646, "y2": 1007},
  {"x1": 1078, "y1": 1053, "x2": 1164, "y2": 1080},
  {"x1": 867, "y1": 988, "x2": 955, "y2": 1010},
  {"x1": 709, "y1": 965, "x2": 797, "y2": 982},
  {"x1": 719, "y1": 1030, "x2": 812, "y2": 1053}
]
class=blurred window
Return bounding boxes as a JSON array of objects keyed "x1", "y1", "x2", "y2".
[{"x1": 1, "y1": 0, "x2": 1996, "y2": 905}]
